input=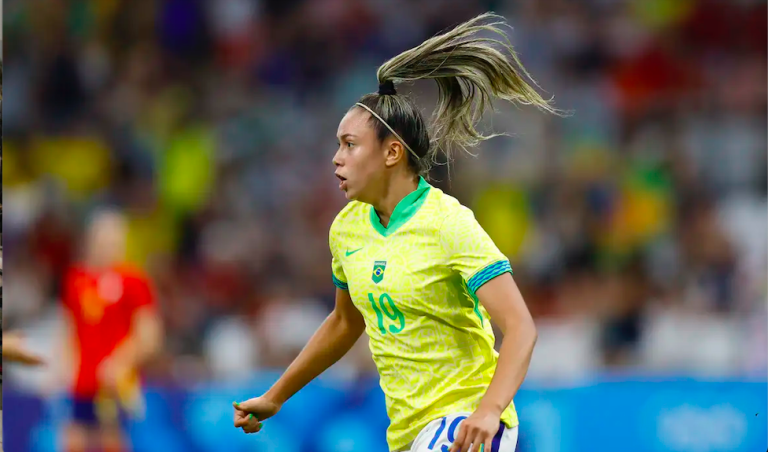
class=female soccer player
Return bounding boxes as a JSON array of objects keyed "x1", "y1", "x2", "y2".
[
  {"x1": 59, "y1": 210, "x2": 163, "y2": 452},
  {"x1": 234, "y1": 13, "x2": 558, "y2": 452}
]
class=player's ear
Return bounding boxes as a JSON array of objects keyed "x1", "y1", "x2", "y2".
[{"x1": 384, "y1": 139, "x2": 406, "y2": 168}]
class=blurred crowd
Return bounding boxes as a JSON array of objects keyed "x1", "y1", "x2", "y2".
[{"x1": 2, "y1": 0, "x2": 766, "y2": 388}]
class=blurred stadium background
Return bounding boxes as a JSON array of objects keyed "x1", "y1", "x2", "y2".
[{"x1": 2, "y1": 0, "x2": 767, "y2": 451}]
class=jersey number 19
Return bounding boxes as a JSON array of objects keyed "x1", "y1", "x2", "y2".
[{"x1": 368, "y1": 292, "x2": 405, "y2": 334}]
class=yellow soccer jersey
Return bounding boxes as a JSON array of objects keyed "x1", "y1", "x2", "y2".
[{"x1": 329, "y1": 177, "x2": 518, "y2": 451}]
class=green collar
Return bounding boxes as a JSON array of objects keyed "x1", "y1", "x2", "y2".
[{"x1": 369, "y1": 177, "x2": 431, "y2": 237}]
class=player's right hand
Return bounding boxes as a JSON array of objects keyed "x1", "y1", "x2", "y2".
[{"x1": 233, "y1": 397, "x2": 281, "y2": 434}]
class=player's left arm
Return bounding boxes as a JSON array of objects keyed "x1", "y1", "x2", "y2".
[
  {"x1": 451, "y1": 275, "x2": 537, "y2": 452},
  {"x1": 475, "y1": 272, "x2": 537, "y2": 410},
  {"x1": 101, "y1": 276, "x2": 163, "y2": 382},
  {"x1": 441, "y1": 207, "x2": 537, "y2": 452},
  {"x1": 118, "y1": 306, "x2": 164, "y2": 368}
]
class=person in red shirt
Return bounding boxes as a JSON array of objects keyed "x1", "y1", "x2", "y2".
[{"x1": 59, "y1": 210, "x2": 163, "y2": 452}]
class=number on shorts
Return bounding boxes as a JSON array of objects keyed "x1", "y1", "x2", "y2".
[
  {"x1": 428, "y1": 416, "x2": 505, "y2": 452},
  {"x1": 428, "y1": 417, "x2": 447, "y2": 450}
]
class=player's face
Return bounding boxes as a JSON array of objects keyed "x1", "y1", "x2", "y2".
[
  {"x1": 86, "y1": 212, "x2": 128, "y2": 266},
  {"x1": 333, "y1": 108, "x2": 389, "y2": 202}
]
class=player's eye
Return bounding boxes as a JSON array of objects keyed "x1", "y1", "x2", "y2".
[{"x1": 346, "y1": 142, "x2": 354, "y2": 148}]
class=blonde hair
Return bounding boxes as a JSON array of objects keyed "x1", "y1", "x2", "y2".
[{"x1": 354, "y1": 12, "x2": 563, "y2": 175}]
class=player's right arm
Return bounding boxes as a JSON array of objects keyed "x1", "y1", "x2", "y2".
[
  {"x1": 261, "y1": 286, "x2": 365, "y2": 404},
  {"x1": 98, "y1": 274, "x2": 163, "y2": 396},
  {"x1": 234, "y1": 287, "x2": 365, "y2": 432},
  {"x1": 234, "y1": 215, "x2": 365, "y2": 432},
  {"x1": 2, "y1": 332, "x2": 46, "y2": 366}
]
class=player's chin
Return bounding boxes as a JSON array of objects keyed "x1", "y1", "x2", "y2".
[{"x1": 343, "y1": 185, "x2": 358, "y2": 200}]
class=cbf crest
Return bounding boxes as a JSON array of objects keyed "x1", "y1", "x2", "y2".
[{"x1": 372, "y1": 261, "x2": 387, "y2": 284}]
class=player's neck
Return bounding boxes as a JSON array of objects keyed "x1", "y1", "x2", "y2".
[
  {"x1": 371, "y1": 174, "x2": 419, "y2": 227},
  {"x1": 84, "y1": 256, "x2": 118, "y2": 271}
]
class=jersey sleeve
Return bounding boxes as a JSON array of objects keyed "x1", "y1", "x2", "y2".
[
  {"x1": 329, "y1": 224, "x2": 349, "y2": 291},
  {"x1": 439, "y1": 206, "x2": 512, "y2": 294},
  {"x1": 130, "y1": 274, "x2": 156, "y2": 310}
]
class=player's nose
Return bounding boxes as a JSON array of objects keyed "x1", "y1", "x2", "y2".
[{"x1": 332, "y1": 149, "x2": 343, "y2": 167}]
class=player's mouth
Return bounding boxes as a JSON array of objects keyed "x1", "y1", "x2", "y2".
[{"x1": 336, "y1": 174, "x2": 348, "y2": 190}]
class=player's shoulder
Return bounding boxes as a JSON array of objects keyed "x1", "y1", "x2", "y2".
[
  {"x1": 330, "y1": 200, "x2": 369, "y2": 236},
  {"x1": 424, "y1": 184, "x2": 474, "y2": 224}
]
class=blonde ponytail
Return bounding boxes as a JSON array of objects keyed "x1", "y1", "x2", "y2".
[{"x1": 354, "y1": 12, "x2": 562, "y2": 174}]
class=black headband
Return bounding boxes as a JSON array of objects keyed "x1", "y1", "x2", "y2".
[{"x1": 378, "y1": 80, "x2": 397, "y2": 96}]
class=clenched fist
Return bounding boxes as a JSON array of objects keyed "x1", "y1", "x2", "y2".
[{"x1": 233, "y1": 396, "x2": 281, "y2": 434}]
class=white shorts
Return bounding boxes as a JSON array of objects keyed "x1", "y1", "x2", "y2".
[{"x1": 407, "y1": 412, "x2": 518, "y2": 452}]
